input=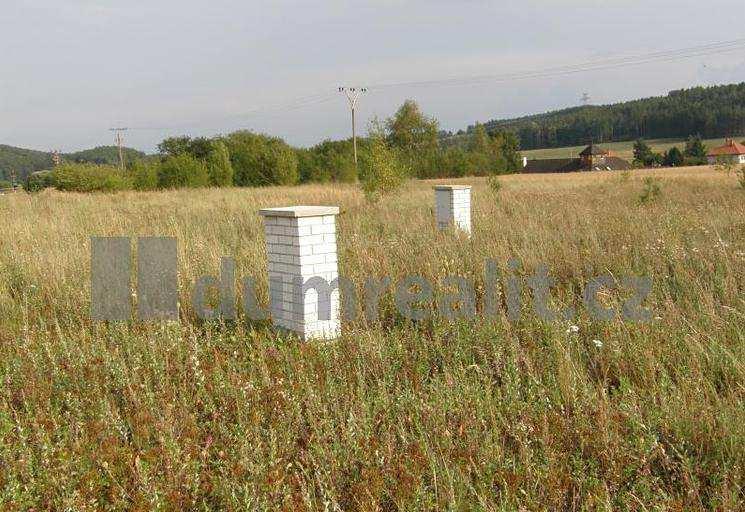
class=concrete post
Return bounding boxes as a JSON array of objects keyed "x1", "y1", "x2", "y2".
[
  {"x1": 434, "y1": 185, "x2": 472, "y2": 235},
  {"x1": 259, "y1": 206, "x2": 341, "y2": 341}
]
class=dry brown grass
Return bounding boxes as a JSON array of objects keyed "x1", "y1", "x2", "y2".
[{"x1": 0, "y1": 166, "x2": 743, "y2": 510}]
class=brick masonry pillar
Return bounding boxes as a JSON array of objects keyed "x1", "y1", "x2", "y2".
[
  {"x1": 435, "y1": 185, "x2": 472, "y2": 235},
  {"x1": 259, "y1": 206, "x2": 341, "y2": 341}
]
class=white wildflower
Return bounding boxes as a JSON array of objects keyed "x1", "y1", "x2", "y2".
[
  {"x1": 566, "y1": 325, "x2": 580, "y2": 334},
  {"x1": 593, "y1": 339, "x2": 603, "y2": 349}
]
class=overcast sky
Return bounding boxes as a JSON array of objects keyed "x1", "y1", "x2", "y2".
[{"x1": 2, "y1": 0, "x2": 745, "y2": 153}]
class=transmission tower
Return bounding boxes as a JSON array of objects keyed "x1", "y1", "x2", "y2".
[
  {"x1": 581, "y1": 92, "x2": 591, "y2": 106},
  {"x1": 338, "y1": 87, "x2": 367, "y2": 172}
]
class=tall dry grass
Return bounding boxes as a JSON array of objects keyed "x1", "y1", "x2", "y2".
[{"x1": 0, "y1": 166, "x2": 743, "y2": 510}]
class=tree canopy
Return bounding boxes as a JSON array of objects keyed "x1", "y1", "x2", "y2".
[
  {"x1": 224, "y1": 131, "x2": 299, "y2": 187},
  {"x1": 387, "y1": 100, "x2": 440, "y2": 154},
  {"x1": 477, "y1": 83, "x2": 745, "y2": 150}
]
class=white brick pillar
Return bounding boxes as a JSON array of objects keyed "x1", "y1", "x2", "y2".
[
  {"x1": 435, "y1": 185, "x2": 472, "y2": 235},
  {"x1": 259, "y1": 206, "x2": 341, "y2": 341}
]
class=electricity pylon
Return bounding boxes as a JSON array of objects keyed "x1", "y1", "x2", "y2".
[{"x1": 338, "y1": 87, "x2": 367, "y2": 173}]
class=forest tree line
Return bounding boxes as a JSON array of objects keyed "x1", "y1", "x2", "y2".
[
  {"x1": 476, "y1": 83, "x2": 745, "y2": 150},
  {"x1": 26, "y1": 100, "x2": 522, "y2": 193}
]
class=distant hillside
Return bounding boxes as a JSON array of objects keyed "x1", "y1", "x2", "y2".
[
  {"x1": 0, "y1": 145, "x2": 53, "y2": 182},
  {"x1": 0, "y1": 145, "x2": 146, "y2": 183},
  {"x1": 475, "y1": 82, "x2": 745, "y2": 151}
]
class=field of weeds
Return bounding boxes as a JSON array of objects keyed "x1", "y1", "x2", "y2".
[{"x1": 0, "y1": 166, "x2": 743, "y2": 510}]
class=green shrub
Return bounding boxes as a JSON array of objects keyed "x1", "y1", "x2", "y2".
[
  {"x1": 683, "y1": 135, "x2": 708, "y2": 165},
  {"x1": 158, "y1": 136, "x2": 234, "y2": 188},
  {"x1": 24, "y1": 171, "x2": 55, "y2": 192},
  {"x1": 157, "y1": 136, "x2": 194, "y2": 158},
  {"x1": 206, "y1": 141, "x2": 234, "y2": 187},
  {"x1": 224, "y1": 131, "x2": 298, "y2": 187},
  {"x1": 488, "y1": 175, "x2": 502, "y2": 194},
  {"x1": 129, "y1": 161, "x2": 159, "y2": 191},
  {"x1": 359, "y1": 120, "x2": 408, "y2": 202},
  {"x1": 298, "y1": 139, "x2": 359, "y2": 183},
  {"x1": 639, "y1": 176, "x2": 662, "y2": 204},
  {"x1": 157, "y1": 154, "x2": 209, "y2": 189},
  {"x1": 633, "y1": 139, "x2": 654, "y2": 167},
  {"x1": 0, "y1": 179, "x2": 12, "y2": 189},
  {"x1": 468, "y1": 151, "x2": 495, "y2": 176},
  {"x1": 440, "y1": 147, "x2": 470, "y2": 178},
  {"x1": 662, "y1": 147, "x2": 684, "y2": 167},
  {"x1": 296, "y1": 148, "x2": 319, "y2": 183},
  {"x1": 54, "y1": 163, "x2": 132, "y2": 192},
  {"x1": 738, "y1": 166, "x2": 745, "y2": 190},
  {"x1": 499, "y1": 131, "x2": 523, "y2": 173}
]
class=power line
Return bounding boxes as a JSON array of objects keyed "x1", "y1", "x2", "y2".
[
  {"x1": 126, "y1": 93, "x2": 338, "y2": 132},
  {"x1": 365, "y1": 38, "x2": 745, "y2": 91},
  {"x1": 122, "y1": 37, "x2": 745, "y2": 134}
]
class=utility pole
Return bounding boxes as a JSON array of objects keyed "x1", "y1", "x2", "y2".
[
  {"x1": 338, "y1": 87, "x2": 366, "y2": 173},
  {"x1": 109, "y1": 127, "x2": 129, "y2": 170}
]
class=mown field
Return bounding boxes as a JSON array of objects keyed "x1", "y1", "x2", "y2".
[
  {"x1": 0, "y1": 166, "x2": 743, "y2": 510},
  {"x1": 521, "y1": 137, "x2": 735, "y2": 161}
]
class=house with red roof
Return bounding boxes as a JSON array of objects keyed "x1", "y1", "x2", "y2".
[{"x1": 707, "y1": 139, "x2": 745, "y2": 165}]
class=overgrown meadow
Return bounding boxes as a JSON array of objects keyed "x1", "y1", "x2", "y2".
[{"x1": 0, "y1": 167, "x2": 743, "y2": 510}]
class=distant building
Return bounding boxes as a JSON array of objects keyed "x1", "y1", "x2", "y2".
[
  {"x1": 522, "y1": 144, "x2": 632, "y2": 174},
  {"x1": 707, "y1": 139, "x2": 745, "y2": 165}
]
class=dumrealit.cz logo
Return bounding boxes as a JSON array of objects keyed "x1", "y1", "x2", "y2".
[{"x1": 91, "y1": 237, "x2": 654, "y2": 324}]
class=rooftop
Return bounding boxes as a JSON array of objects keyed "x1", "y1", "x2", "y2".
[
  {"x1": 708, "y1": 139, "x2": 745, "y2": 156},
  {"x1": 523, "y1": 158, "x2": 583, "y2": 174},
  {"x1": 579, "y1": 144, "x2": 610, "y2": 156},
  {"x1": 522, "y1": 156, "x2": 631, "y2": 174}
]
